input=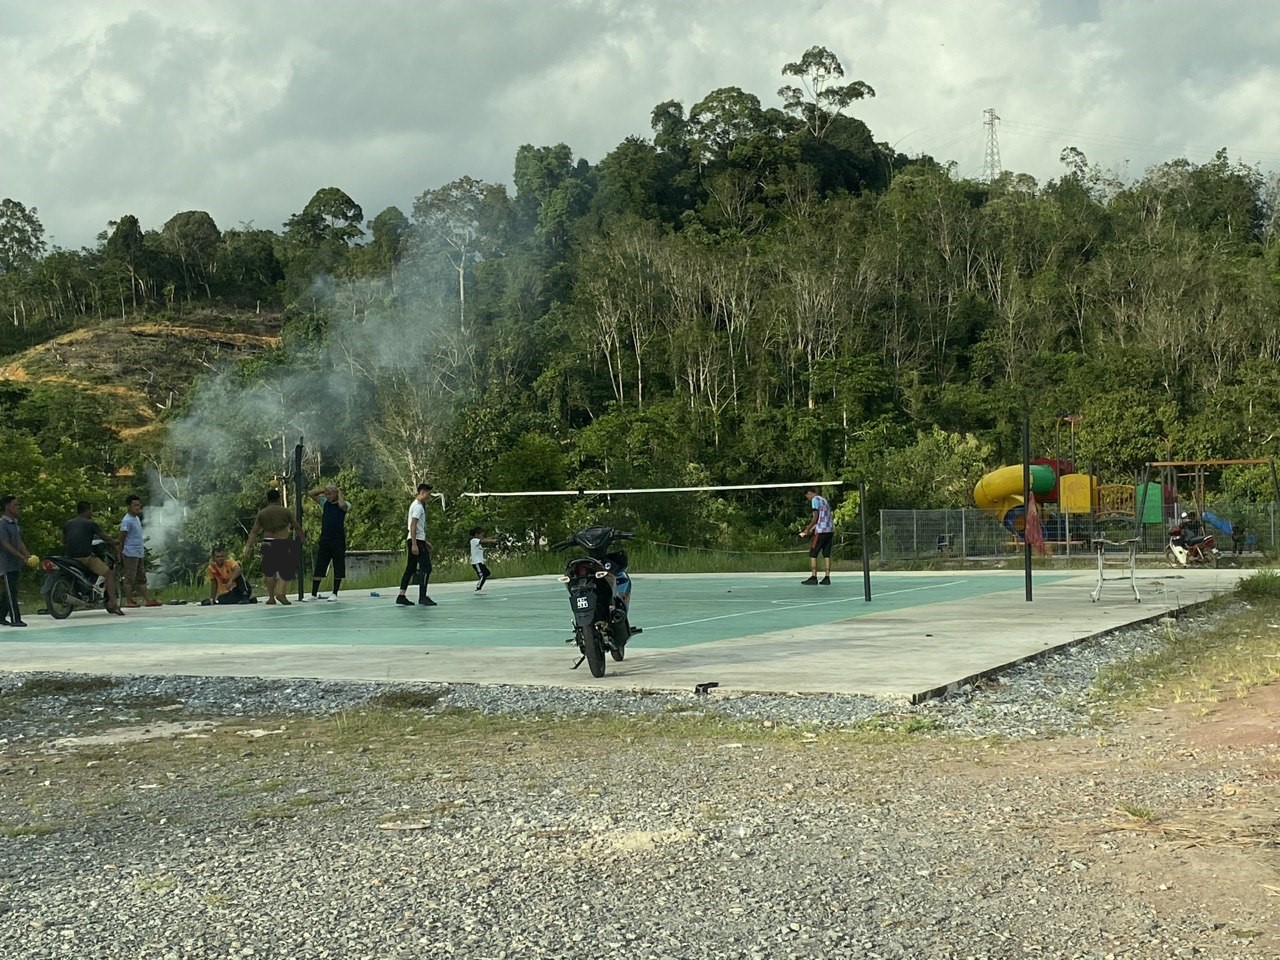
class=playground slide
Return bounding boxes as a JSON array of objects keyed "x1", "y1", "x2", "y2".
[{"x1": 973, "y1": 465, "x2": 1055, "y2": 522}]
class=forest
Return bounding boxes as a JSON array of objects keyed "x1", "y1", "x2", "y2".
[{"x1": 2, "y1": 47, "x2": 1279, "y2": 578}]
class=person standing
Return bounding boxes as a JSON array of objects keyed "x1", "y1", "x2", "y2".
[
  {"x1": 244, "y1": 487, "x2": 305, "y2": 606},
  {"x1": 64, "y1": 501, "x2": 124, "y2": 615},
  {"x1": 469, "y1": 526, "x2": 498, "y2": 592},
  {"x1": 798, "y1": 486, "x2": 834, "y2": 585},
  {"x1": 119, "y1": 495, "x2": 161, "y2": 608},
  {"x1": 396, "y1": 483, "x2": 435, "y2": 607},
  {"x1": 0, "y1": 495, "x2": 33, "y2": 626},
  {"x1": 306, "y1": 484, "x2": 349, "y2": 601}
]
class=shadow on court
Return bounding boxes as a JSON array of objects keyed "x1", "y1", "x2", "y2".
[{"x1": 0, "y1": 569, "x2": 1248, "y2": 701}]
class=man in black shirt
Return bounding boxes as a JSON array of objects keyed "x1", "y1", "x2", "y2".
[
  {"x1": 63, "y1": 501, "x2": 124, "y2": 616},
  {"x1": 306, "y1": 484, "x2": 349, "y2": 601}
]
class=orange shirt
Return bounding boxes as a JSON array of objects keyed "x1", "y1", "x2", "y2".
[{"x1": 208, "y1": 559, "x2": 241, "y2": 596}]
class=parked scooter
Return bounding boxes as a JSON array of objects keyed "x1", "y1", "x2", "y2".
[
  {"x1": 552, "y1": 526, "x2": 641, "y2": 677},
  {"x1": 41, "y1": 541, "x2": 117, "y2": 619},
  {"x1": 1165, "y1": 524, "x2": 1220, "y2": 568}
]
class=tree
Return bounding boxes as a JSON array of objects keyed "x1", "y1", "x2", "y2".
[
  {"x1": 160, "y1": 210, "x2": 222, "y2": 301},
  {"x1": 0, "y1": 199, "x2": 47, "y2": 276},
  {"x1": 412, "y1": 177, "x2": 511, "y2": 332},
  {"x1": 778, "y1": 46, "x2": 875, "y2": 139},
  {"x1": 103, "y1": 215, "x2": 148, "y2": 312},
  {"x1": 284, "y1": 187, "x2": 366, "y2": 247}
]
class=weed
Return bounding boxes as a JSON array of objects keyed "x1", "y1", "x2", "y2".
[
  {"x1": 1116, "y1": 803, "x2": 1157, "y2": 823},
  {"x1": 1237, "y1": 568, "x2": 1280, "y2": 602}
]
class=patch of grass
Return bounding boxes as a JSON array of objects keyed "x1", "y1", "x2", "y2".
[
  {"x1": 0, "y1": 822, "x2": 61, "y2": 837},
  {"x1": 1092, "y1": 597, "x2": 1280, "y2": 710},
  {"x1": 367, "y1": 689, "x2": 446, "y2": 711},
  {"x1": 844, "y1": 714, "x2": 943, "y2": 738},
  {"x1": 15, "y1": 675, "x2": 117, "y2": 698}
]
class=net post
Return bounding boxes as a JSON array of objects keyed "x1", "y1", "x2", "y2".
[
  {"x1": 860, "y1": 478, "x2": 871, "y2": 602},
  {"x1": 1022, "y1": 415, "x2": 1033, "y2": 602},
  {"x1": 294, "y1": 437, "x2": 304, "y2": 602}
]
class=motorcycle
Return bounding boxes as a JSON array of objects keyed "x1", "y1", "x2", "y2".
[
  {"x1": 1165, "y1": 525, "x2": 1221, "y2": 568},
  {"x1": 41, "y1": 540, "x2": 117, "y2": 619},
  {"x1": 552, "y1": 526, "x2": 640, "y2": 678}
]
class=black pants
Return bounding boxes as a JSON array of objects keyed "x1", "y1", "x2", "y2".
[
  {"x1": 1, "y1": 570, "x2": 19, "y2": 623},
  {"x1": 215, "y1": 576, "x2": 251, "y2": 605},
  {"x1": 313, "y1": 538, "x2": 347, "y2": 579},
  {"x1": 400, "y1": 540, "x2": 431, "y2": 599}
]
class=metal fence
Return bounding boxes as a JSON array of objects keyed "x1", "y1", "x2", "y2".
[{"x1": 879, "y1": 502, "x2": 1279, "y2": 561}]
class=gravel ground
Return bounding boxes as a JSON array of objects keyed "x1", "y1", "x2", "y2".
[{"x1": 1, "y1": 605, "x2": 1276, "y2": 959}]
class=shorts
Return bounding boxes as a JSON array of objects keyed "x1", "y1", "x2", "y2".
[
  {"x1": 121, "y1": 555, "x2": 147, "y2": 590},
  {"x1": 262, "y1": 538, "x2": 301, "y2": 580},
  {"x1": 809, "y1": 531, "x2": 834, "y2": 559},
  {"x1": 74, "y1": 555, "x2": 111, "y2": 578}
]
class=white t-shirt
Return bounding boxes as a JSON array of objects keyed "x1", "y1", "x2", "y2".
[
  {"x1": 469, "y1": 537, "x2": 485, "y2": 564},
  {"x1": 406, "y1": 499, "x2": 427, "y2": 542}
]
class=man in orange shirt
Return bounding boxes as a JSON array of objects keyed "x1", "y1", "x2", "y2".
[{"x1": 207, "y1": 546, "x2": 252, "y2": 604}]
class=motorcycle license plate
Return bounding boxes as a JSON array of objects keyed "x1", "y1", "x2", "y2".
[{"x1": 575, "y1": 596, "x2": 591, "y2": 610}]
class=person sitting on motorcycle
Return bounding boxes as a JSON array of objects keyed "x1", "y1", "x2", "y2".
[
  {"x1": 62, "y1": 501, "x2": 124, "y2": 616},
  {"x1": 1178, "y1": 512, "x2": 1205, "y2": 547}
]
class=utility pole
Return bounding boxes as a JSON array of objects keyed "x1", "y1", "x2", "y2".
[{"x1": 983, "y1": 108, "x2": 1001, "y2": 183}]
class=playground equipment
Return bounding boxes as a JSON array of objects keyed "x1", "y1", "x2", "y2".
[
  {"x1": 1090, "y1": 535, "x2": 1140, "y2": 603},
  {"x1": 973, "y1": 464, "x2": 1054, "y2": 536}
]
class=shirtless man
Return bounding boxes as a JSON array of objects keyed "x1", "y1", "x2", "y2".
[{"x1": 244, "y1": 487, "x2": 305, "y2": 605}]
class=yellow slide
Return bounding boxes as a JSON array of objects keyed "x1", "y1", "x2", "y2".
[{"x1": 973, "y1": 465, "x2": 1055, "y2": 523}]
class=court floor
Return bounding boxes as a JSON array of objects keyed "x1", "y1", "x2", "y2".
[{"x1": 28, "y1": 572, "x2": 1072, "y2": 649}]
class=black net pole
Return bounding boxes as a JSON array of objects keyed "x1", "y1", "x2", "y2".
[
  {"x1": 294, "y1": 438, "x2": 304, "y2": 602},
  {"x1": 1022, "y1": 415, "x2": 1033, "y2": 602},
  {"x1": 860, "y1": 478, "x2": 871, "y2": 602}
]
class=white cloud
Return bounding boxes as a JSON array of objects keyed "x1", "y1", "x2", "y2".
[{"x1": 2, "y1": 0, "x2": 1277, "y2": 248}]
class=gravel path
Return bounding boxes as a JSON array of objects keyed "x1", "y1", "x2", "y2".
[{"x1": 1, "y1": 606, "x2": 1275, "y2": 959}]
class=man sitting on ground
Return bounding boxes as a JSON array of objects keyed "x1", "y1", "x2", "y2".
[{"x1": 207, "y1": 546, "x2": 253, "y2": 604}]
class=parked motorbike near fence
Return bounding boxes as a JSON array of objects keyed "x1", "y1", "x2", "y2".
[
  {"x1": 1165, "y1": 525, "x2": 1221, "y2": 568},
  {"x1": 552, "y1": 526, "x2": 640, "y2": 677}
]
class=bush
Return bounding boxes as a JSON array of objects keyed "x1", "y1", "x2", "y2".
[{"x1": 1237, "y1": 568, "x2": 1280, "y2": 603}]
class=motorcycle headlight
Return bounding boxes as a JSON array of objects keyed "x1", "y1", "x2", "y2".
[
  {"x1": 557, "y1": 576, "x2": 570, "y2": 583},
  {"x1": 595, "y1": 570, "x2": 608, "y2": 579}
]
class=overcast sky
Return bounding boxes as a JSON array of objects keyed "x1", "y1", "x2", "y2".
[{"x1": 4, "y1": 0, "x2": 1279, "y2": 249}]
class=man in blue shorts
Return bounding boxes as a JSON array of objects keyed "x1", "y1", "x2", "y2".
[{"x1": 798, "y1": 486, "x2": 834, "y2": 585}]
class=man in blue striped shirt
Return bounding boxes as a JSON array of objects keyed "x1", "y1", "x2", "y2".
[{"x1": 798, "y1": 486, "x2": 834, "y2": 585}]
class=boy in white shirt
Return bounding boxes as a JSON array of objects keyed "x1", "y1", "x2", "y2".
[{"x1": 469, "y1": 526, "x2": 497, "y2": 592}]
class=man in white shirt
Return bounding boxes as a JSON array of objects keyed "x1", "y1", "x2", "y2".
[{"x1": 395, "y1": 483, "x2": 435, "y2": 607}]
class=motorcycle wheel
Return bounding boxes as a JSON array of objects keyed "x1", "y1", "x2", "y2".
[
  {"x1": 47, "y1": 578, "x2": 75, "y2": 619},
  {"x1": 577, "y1": 624, "x2": 606, "y2": 678},
  {"x1": 1164, "y1": 545, "x2": 1181, "y2": 568}
]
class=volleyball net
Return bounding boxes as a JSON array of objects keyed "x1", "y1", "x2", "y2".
[{"x1": 460, "y1": 480, "x2": 855, "y2": 559}]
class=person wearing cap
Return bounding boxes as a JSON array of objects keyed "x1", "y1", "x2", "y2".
[{"x1": 395, "y1": 483, "x2": 436, "y2": 607}]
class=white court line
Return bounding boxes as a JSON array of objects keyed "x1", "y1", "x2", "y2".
[
  {"x1": 643, "y1": 581, "x2": 967, "y2": 631},
  {"x1": 137, "y1": 580, "x2": 970, "y2": 635}
]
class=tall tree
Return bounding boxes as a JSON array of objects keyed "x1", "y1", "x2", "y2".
[
  {"x1": 778, "y1": 46, "x2": 875, "y2": 139},
  {"x1": 0, "y1": 199, "x2": 47, "y2": 275}
]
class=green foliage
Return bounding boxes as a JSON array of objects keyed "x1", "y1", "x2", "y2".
[
  {"x1": 5, "y1": 49, "x2": 1280, "y2": 565},
  {"x1": 1237, "y1": 568, "x2": 1280, "y2": 603}
]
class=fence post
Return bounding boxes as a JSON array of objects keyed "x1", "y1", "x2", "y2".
[{"x1": 961, "y1": 508, "x2": 967, "y2": 559}]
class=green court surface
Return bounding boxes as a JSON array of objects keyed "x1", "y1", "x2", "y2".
[{"x1": 38, "y1": 573, "x2": 1070, "y2": 649}]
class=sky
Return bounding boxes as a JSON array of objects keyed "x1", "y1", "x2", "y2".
[{"x1": 3, "y1": 0, "x2": 1279, "y2": 250}]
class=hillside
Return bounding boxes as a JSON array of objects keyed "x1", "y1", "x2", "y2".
[{"x1": 0, "y1": 311, "x2": 282, "y2": 437}]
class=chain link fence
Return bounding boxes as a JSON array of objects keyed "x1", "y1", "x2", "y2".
[{"x1": 879, "y1": 502, "x2": 1279, "y2": 561}]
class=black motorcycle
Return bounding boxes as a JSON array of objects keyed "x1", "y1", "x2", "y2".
[
  {"x1": 41, "y1": 541, "x2": 116, "y2": 619},
  {"x1": 552, "y1": 526, "x2": 640, "y2": 678}
]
